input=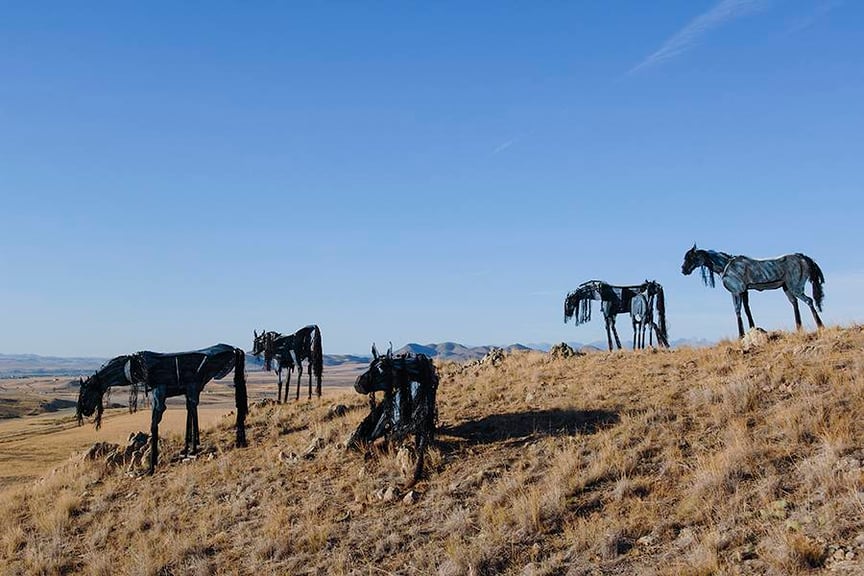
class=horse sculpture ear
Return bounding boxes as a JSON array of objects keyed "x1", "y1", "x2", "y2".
[
  {"x1": 388, "y1": 341, "x2": 393, "y2": 357},
  {"x1": 254, "y1": 329, "x2": 258, "y2": 338},
  {"x1": 372, "y1": 343, "x2": 379, "y2": 360}
]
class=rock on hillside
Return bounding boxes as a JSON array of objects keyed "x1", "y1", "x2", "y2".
[{"x1": 396, "y1": 341, "x2": 537, "y2": 361}]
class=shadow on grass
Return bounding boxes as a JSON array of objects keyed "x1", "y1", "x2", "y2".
[{"x1": 439, "y1": 408, "x2": 619, "y2": 447}]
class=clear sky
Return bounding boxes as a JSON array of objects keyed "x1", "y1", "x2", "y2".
[{"x1": 2, "y1": 1, "x2": 862, "y2": 357}]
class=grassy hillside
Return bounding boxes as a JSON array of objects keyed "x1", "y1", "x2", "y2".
[{"x1": 2, "y1": 327, "x2": 864, "y2": 575}]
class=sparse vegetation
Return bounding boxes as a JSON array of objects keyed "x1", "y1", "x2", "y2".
[{"x1": 2, "y1": 327, "x2": 864, "y2": 574}]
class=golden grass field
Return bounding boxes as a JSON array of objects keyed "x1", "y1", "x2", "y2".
[
  {"x1": 0, "y1": 366, "x2": 364, "y2": 494},
  {"x1": 2, "y1": 328, "x2": 864, "y2": 575}
]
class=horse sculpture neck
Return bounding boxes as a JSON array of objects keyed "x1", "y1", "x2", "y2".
[{"x1": 699, "y1": 250, "x2": 733, "y2": 274}]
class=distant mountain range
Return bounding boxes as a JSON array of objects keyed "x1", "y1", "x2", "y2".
[{"x1": 0, "y1": 337, "x2": 716, "y2": 377}]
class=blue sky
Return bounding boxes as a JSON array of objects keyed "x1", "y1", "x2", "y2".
[{"x1": 1, "y1": 1, "x2": 862, "y2": 356}]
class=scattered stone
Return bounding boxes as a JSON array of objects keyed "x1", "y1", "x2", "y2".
[
  {"x1": 402, "y1": 490, "x2": 420, "y2": 505},
  {"x1": 329, "y1": 404, "x2": 348, "y2": 418},
  {"x1": 549, "y1": 342, "x2": 580, "y2": 359},
  {"x1": 675, "y1": 528, "x2": 695, "y2": 548},
  {"x1": 84, "y1": 442, "x2": 119, "y2": 461},
  {"x1": 382, "y1": 486, "x2": 397, "y2": 503},
  {"x1": 741, "y1": 328, "x2": 769, "y2": 351},
  {"x1": 278, "y1": 450, "x2": 299, "y2": 465},
  {"x1": 637, "y1": 535, "x2": 656, "y2": 547},
  {"x1": 84, "y1": 431, "x2": 151, "y2": 473},
  {"x1": 303, "y1": 436, "x2": 325, "y2": 459},
  {"x1": 480, "y1": 347, "x2": 506, "y2": 367}
]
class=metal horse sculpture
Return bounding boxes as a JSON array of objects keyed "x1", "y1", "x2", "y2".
[
  {"x1": 348, "y1": 345, "x2": 439, "y2": 486},
  {"x1": 564, "y1": 280, "x2": 669, "y2": 350},
  {"x1": 681, "y1": 245, "x2": 825, "y2": 338},
  {"x1": 252, "y1": 325, "x2": 323, "y2": 402},
  {"x1": 76, "y1": 344, "x2": 248, "y2": 475}
]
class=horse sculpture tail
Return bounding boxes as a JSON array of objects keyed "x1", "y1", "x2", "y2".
[
  {"x1": 653, "y1": 284, "x2": 670, "y2": 348},
  {"x1": 233, "y1": 348, "x2": 248, "y2": 447},
  {"x1": 311, "y1": 325, "x2": 323, "y2": 396},
  {"x1": 802, "y1": 254, "x2": 825, "y2": 311}
]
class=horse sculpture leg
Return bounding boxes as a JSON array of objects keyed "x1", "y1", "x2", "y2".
[
  {"x1": 786, "y1": 286, "x2": 824, "y2": 329},
  {"x1": 732, "y1": 294, "x2": 746, "y2": 338},
  {"x1": 308, "y1": 363, "x2": 313, "y2": 400},
  {"x1": 296, "y1": 365, "x2": 303, "y2": 401},
  {"x1": 610, "y1": 317, "x2": 622, "y2": 349},
  {"x1": 276, "y1": 367, "x2": 283, "y2": 404},
  {"x1": 741, "y1": 292, "x2": 756, "y2": 330},
  {"x1": 604, "y1": 317, "x2": 614, "y2": 351},
  {"x1": 184, "y1": 391, "x2": 200, "y2": 455},
  {"x1": 149, "y1": 388, "x2": 167, "y2": 475}
]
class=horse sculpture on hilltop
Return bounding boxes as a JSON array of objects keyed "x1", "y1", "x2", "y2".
[
  {"x1": 681, "y1": 245, "x2": 825, "y2": 338},
  {"x1": 76, "y1": 344, "x2": 248, "y2": 475},
  {"x1": 564, "y1": 280, "x2": 669, "y2": 350},
  {"x1": 252, "y1": 325, "x2": 323, "y2": 402},
  {"x1": 348, "y1": 344, "x2": 438, "y2": 486}
]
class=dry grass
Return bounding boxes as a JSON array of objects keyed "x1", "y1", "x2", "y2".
[{"x1": 3, "y1": 327, "x2": 864, "y2": 574}]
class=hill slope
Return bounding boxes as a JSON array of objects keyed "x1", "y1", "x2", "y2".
[{"x1": 2, "y1": 327, "x2": 864, "y2": 574}]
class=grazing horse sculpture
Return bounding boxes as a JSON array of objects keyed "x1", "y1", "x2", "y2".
[
  {"x1": 252, "y1": 325, "x2": 323, "y2": 402},
  {"x1": 681, "y1": 245, "x2": 825, "y2": 338},
  {"x1": 76, "y1": 344, "x2": 248, "y2": 475},
  {"x1": 564, "y1": 280, "x2": 669, "y2": 350},
  {"x1": 348, "y1": 345, "x2": 439, "y2": 486}
]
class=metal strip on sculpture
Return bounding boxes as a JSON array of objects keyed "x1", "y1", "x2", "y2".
[{"x1": 681, "y1": 244, "x2": 825, "y2": 338}]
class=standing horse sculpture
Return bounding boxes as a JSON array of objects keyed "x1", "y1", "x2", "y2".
[
  {"x1": 564, "y1": 280, "x2": 669, "y2": 350},
  {"x1": 681, "y1": 245, "x2": 825, "y2": 338},
  {"x1": 348, "y1": 344, "x2": 439, "y2": 486},
  {"x1": 76, "y1": 344, "x2": 248, "y2": 475},
  {"x1": 252, "y1": 325, "x2": 323, "y2": 402}
]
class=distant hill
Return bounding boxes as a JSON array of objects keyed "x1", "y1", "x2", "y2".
[
  {"x1": 395, "y1": 342, "x2": 538, "y2": 362},
  {"x1": 0, "y1": 353, "x2": 106, "y2": 378},
  {"x1": 0, "y1": 337, "x2": 717, "y2": 378}
]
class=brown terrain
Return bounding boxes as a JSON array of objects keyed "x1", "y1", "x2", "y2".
[
  {"x1": 1, "y1": 328, "x2": 864, "y2": 574},
  {"x1": 0, "y1": 365, "x2": 365, "y2": 493}
]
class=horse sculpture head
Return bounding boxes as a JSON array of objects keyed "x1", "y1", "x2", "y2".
[
  {"x1": 251, "y1": 329, "x2": 274, "y2": 371},
  {"x1": 251, "y1": 329, "x2": 265, "y2": 357},
  {"x1": 354, "y1": 343, "x2": 394, "y2": 394},
  {"x1": 681, "y1": 244, "x2": 701, "y2": 276},
  {"x1": 681, "y1": 244, "x2": 716, "y2": 287},
  {"x1": 76, "y1": 374, "x2": 105, "y2": 429}
]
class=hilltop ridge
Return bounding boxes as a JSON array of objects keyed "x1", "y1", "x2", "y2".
[{"x1": 2, "y1": 327, "x2": 863, "y2": 574}]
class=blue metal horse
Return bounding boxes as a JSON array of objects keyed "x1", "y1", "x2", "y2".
[
  {"x1": 681, "y1": 244, "x2": 825, "y2": 338},
  {"x1": 76, "y1": 344, "x2": 248, "y2": 474}
]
